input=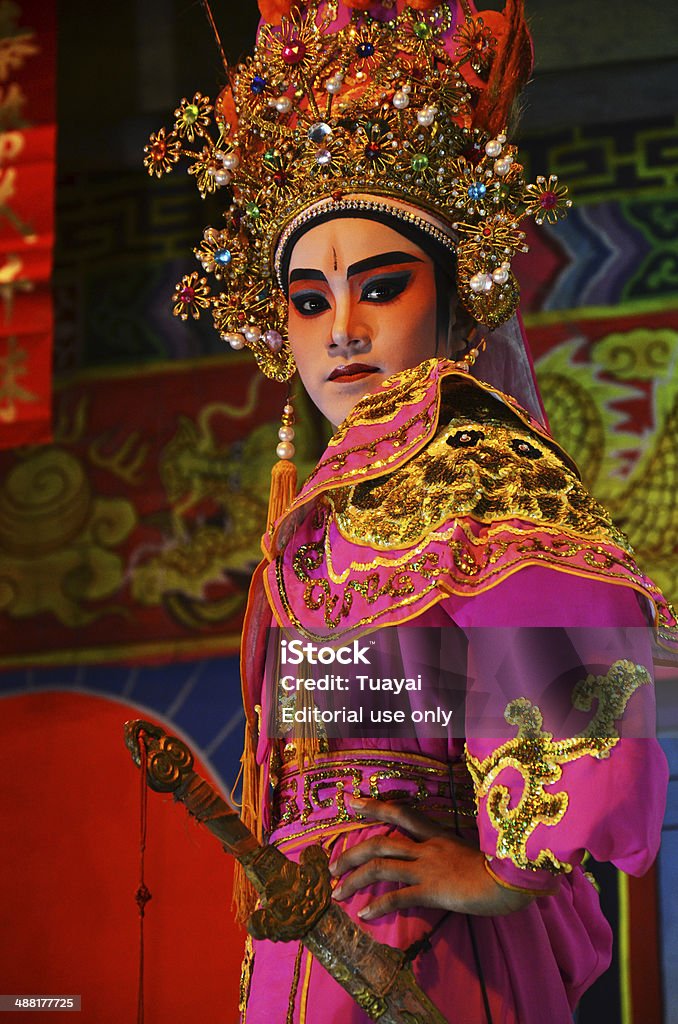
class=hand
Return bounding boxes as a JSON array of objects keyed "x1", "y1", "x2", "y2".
[{"x1": 329, "y1": 795, "x2": 535, "y2": 920}]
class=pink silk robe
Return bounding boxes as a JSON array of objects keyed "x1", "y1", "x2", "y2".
[{"x1": 238, "y1": 360, "x2": 673, "y2": 1024}]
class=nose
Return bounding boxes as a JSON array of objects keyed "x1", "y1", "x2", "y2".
[{"x1": 328, "y1": 290, "x2": 369, "y2": 353}]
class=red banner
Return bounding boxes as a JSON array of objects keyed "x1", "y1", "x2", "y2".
[{"x1": 0, "y1": 0, "x2": 56, "y2": 448}]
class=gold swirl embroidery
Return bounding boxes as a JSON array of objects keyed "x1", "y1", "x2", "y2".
[
  {"x1": 239, "y1": 933, "x2": 255, "y2": 1016},
  {"x1": 326, "y1": 361, "x2": 437, "y2": 447},
  {"x1": 270, "y1": 754, "x2": 470, "y2": 840},
  {"x1": 276, "y1": 516, "x2": 649, "y2": 641},
  {"x1": 465, "y1": 660, "x2": 651, "y2": 875},
  {"x1": 292, "y1": 538, "x2": 442, "y2": 628}
]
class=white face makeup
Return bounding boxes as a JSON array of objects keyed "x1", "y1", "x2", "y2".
[{"x1": 287, "y1": 218, "x2": 440, "y2": 427}]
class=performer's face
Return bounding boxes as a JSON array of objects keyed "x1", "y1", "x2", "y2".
[{"x1": 287, "y1": 218, "x2": 440, "y2": 426}]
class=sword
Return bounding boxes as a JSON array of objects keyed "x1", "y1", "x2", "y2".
[{"x1": 124, "y1": 719, "x2": 447, "y2": 1024}]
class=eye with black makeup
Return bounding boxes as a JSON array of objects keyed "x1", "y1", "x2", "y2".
[
  {"x1": 290, "y1": 291, "x2": 331, "y2": 316},
  {"x1": 360, "y1": 270, "x2": 412, "y2": 303}
]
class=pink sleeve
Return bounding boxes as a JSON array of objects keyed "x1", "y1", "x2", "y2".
[{"x1": 444, "y1": 567, "x2": 668, "y2": 893}]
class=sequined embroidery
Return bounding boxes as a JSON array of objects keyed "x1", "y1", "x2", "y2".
[
  {"x1": 270, "y1": 751, "x2": 477, "y2": 844},
  {"x1": 267, "y1": 369, "x2": 675, "y2": 640},
  {"x1": 465, "y1": 660, "x2": 651, "y2": 874},
  {"x1": 239, "y1": 933, "x2": 255, "y2": 1017},
  {"x1": 326, "y1": 361, "x2": 436, "y2": 448},
  {"x1": 329, "y1": 381, "x2": 628, "y2": 551}
]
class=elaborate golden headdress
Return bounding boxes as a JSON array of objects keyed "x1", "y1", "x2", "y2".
[{"x1": 144, "y1": 0, "x2": 571, "y2": 382}]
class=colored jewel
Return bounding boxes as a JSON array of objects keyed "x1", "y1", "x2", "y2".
[
  {"x1": 413, "y1": 22, "x2": 432, "y2": 40},
  {"x1": 308, "y1": 122, "x2": 332, "y2": 143},
  {"x1": 282, "y1": 40, "x2": 307, "y2": 64}
]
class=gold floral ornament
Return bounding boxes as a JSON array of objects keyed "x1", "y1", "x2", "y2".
[
  {"x1": 172, "y1": 272, "x2": 211, "y2": 321},
  {"x1": 194, "y1": 227, "x2": 246, "y2": 281},
  {"x1": 398, "y1": 6, "x2": 453, "y2": 62},
  {"x1": 258, "y1": 6, "x2": 326, "y2": 89},
  {"x1": 346, "y1": 20, "x2": 397, "y2": 77},
  {"x1": 143, "y1": 127, "x2": 181, "y2": 178},
  {"x1": 173, "y1": 92, "x2": 213, "y2": 142},
  {"x1": 453, "y1": 15, "x2": 497, "y2": 78},
  {"x1": 465, "y1": 659, "x2": 650, "y2": 874},
  {"x1": 212, "y1": 282, "x2": 295, "y2": 382},
  {"x1": 142, "y1": 0, "x2": 572, "y2": 381},
  {"x1": 524, "y1": 175, "x2": 573, "y2": 226}
]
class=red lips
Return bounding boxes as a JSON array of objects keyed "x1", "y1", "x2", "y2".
[{"x1": 328, "y1": 364, "x2": 380, "y2": 383}]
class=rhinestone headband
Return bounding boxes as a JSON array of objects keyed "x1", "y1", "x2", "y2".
[
  {"x1": 273, "y1": 195, "x2": 459, "y2": 287},
  {"x1": 144, "y1": 0, "x2": 571, "y2": 382}
]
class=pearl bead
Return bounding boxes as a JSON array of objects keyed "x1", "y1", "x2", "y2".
[
  {"x1": 214, "y1": 168, "x2": 232, "y2": 186},
  {"x1": 470, "y1": 272, "x2": 493, "y2": 294},
  {"x1": 485, "y1": 139, "x2": 502, "y2": 158},
  {"x1": 417, "y1": 107, "x2": 435, "y2": 127},
  {"x1": 393, "y1": 90, "x2": 409, "y2": 110},
  {"x1": 276, "y1": 441, "x2": 295, "y2": 460},
  {"x1": 492, "y1": 267, "x2": 509, "y2": 285},
  {"x1": 243, "y1": 325, "x2": 261, "y2": 343},
  {"x1": 264, "y1": 329, "x2": 283, "y2": 353},
  {"x1": 275, "y1": 96, "x2": 292, "y2": 113},
  {"x1": 493, "y1": 158, "x2": 512, "y2": 177},
  {"x1": 278, "y1": 425, "x2": 295, "y2": 442},
  {"x1": 325, "y1": 76, "x2": 342, "y2": 94},
  {"x1": 224, "y1": 332, "x2": 245, "y2": 349},
  {"x1": 221, "y1": 152, "x2": 240, "y2": 170}
]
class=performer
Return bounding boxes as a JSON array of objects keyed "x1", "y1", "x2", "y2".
[{"x1": 144, "y1": 1, "x2": 676, "y2": 1020}]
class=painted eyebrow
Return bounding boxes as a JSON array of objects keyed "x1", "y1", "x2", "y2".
[
  {"x1": 347, "y1": 251, "x2": 423, "y2": 278},
  {"x1": 288, "y1": 268, "x2": 328, "y2": 284},
  {"x1": 288, "y1": 251, "x2": 422, "y2": 285}
]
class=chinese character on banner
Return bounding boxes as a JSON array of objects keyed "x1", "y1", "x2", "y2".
[{"x1": 0, "y1": 0, "x2": 55, "y2": 448}]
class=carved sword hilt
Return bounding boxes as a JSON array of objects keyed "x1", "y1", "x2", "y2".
[{"x1": 124, "y1": 719, "x2": 448, "y2": 1024}]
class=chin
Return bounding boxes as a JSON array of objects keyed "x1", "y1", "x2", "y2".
[{"x1": 322, "y1": 383, "x2": 382, "y2": 429}]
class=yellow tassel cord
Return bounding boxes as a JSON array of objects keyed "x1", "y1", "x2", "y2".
[
  {"x1": 267, "y1": 398, "x2": 297, "y2": 533},
  {"x1": 234, "y1": 404, "x2": 299, "y2": 923},
  {"x1": 267, "y1": 457, "x2": 297, "y2": 532},
  {"x1": 292, "y1": 657, "x2": 322, "y2": 769},
  {"x1": 233, "y1": 711, "x2": 263, "y2": 923}
]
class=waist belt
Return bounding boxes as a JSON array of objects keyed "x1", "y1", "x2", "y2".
[{"x1": 269, "y1": 748, "x2": 477, "y2": 848}]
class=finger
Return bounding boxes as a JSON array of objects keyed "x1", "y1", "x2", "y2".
[
  {"x1": 331, "y1": 834, "x2": 418, "y2": 878},
  {"x1": 332, "y1": 858, "x2": 420, "y2": 902},
  {"x1": 357, "y1": 884, "x2": 428, "y2": 921},
  {"x1": 345, "y1": 795, "x2": 445, "y2": 841}
]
